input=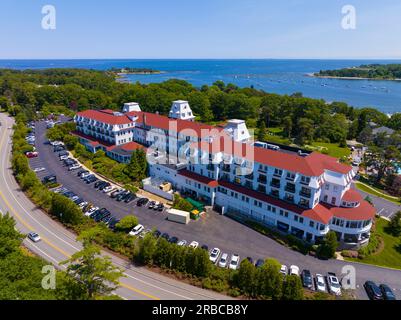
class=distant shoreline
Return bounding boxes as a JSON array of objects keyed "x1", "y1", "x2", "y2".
[
  {"x1": 307, "y1": 72, "x2": 401, "y2": 82},
  {"x1": 116, "y1": 71, "x2": 165, "y2": 75}
]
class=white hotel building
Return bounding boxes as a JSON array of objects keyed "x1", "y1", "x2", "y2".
[{"x1": 73, "y1": 101, "x2": 375, "y2": 248}]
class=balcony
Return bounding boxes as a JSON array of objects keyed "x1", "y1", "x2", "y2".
[
  {"x1": 258, "y1": 185, "x2": 266, "y2": 193},
  {"x1": 298, "y1": 201, "x2": 310, "y2": 209},
  {"x1": 284, "y1": 196, "x2": 295, "y2": 204},
  {"x1": 270, "y1": 191, "x2": 280, "y2": 198}
]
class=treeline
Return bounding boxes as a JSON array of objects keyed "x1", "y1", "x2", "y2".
[
  {"x1": 317, "y1": 64, "x2": 401, "y2": 80},
  {"x1": 1, "y1": 68, "x2": 399, "y2": 147}
]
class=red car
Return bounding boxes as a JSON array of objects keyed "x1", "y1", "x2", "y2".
[{"x1": 26, "y1": 152, "x2": 38, "y2": 158}]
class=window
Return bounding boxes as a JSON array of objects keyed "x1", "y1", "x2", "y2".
[
  {"x1": 309, "y1": 221, "x2": 314, "y2": 228},
  {"x1": 325, "y1": 184, "x2": 330, "y2": 190},
  {"x1": 331, "y1": 197, "x2": 336, "y2": 205}
]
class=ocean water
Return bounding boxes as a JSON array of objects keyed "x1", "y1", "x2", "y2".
[{"x1": 0, "y1": 59, "x2": 400, "y2": 114}]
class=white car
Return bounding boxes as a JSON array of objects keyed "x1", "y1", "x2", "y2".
[
  {"x1": 52, "y1": 141, "x2": 64, "y2": 146},
  {"x1": 289, "y1": 265, "x2": 300, "y2": 276},
  {"x1": 139, "y1": 229, "x2": 151, "y2": 239},
  {"x1": 27, "y1": 232, "x2": 41, "y2": 243},
  {"x1": 84, "y1": 206, "x2": 99, "y2": 217},
  {"x1": 129, "y1": 224, "x2": 144, "y2": 236},
  {"x1": 103, "y1": 186, "x2": 115, "y2": 193},
  {"x1": 218, "y1": 253, "x2": 229, "y2": 268},
  {"x1": 177, "y1": 240, "x2": 187, "y2": 246},
  {"x1": 327, "y1": 273, "x2": 342, "y2": 296},
  {"x1": 229, "y1": 254, "x2": 240, "y2": 270},
  {"x1": 60, "y1": 155, "x2": 69, "y2": 160},
  {"x1": 33, "y1": 167, "x2": 46, "y2": 173},
  {"x1": 189, "y1": 241, "x2": 199, "y2": 249},
  {"x1": 69, "y1": 164, "x2": 81, "y2": 171},
  {"x1": 315, "y1": 274, "x2": 327, "y2": 292},
  {"x1": 209, "y1": 248, "x2": 221, "y2": 264},
  {"x1": 81, "y1": 172, "x2": 91, "y2": 179},
  {"x1": 78, "y1": 201, "x2": 88, "y2": 209},
  {"x1": 280, "y1": 265, "x2": 288, "y2": 276}
]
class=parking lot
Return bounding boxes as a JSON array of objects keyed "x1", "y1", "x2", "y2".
[{"x1": 25, "y1": 119, "x2": 401, "y2": 299}]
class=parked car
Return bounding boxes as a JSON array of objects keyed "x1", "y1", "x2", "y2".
[
  {"x1": 177, "y1": 240, "x2": 187, "y2": 246},
  {"x1": 110, "y1": 189, "x2": 124, "y2": 198},
  {"x1": 33, "y1": 167, "x2": 46, "y2": 173},
  {"x1": 85, "y1": 206, "x2": 99, "y2": 217},
  {"x1": 209, "y1": 248, "x2": 221, "y2": 264},
  {"x1": 161, "y1": 233, "x2": 170, "y2": 241},
  {"x1": 139, "y1": 229, "x2": 152, "y2": 239},
  {"x1": 84, "y1": 175, "x2": 97, "y2": 184},
  {"x1": 289, "y1": 265, "x2": 300, "y2": 276},
  {"x1": 153, "y1": 230, "x2": 162, "y2": 238},
  {"x1": 364, "y1": 281, "x2": 383, "y2": 300},
  {"x1": 42, "y1": 175, "x2": 57, "y2": 184},
  {"x1": 108, "y1": 217, "x2": 120, "y2": 230},
  {"x1": 315, "y1": 274, "x2": 327, "y2": 292},
  {"x1": 68, "y1": 164, "x2": 81, "y2": 171},
  {"x1": 169, "y1": 236, "x2": 179, "y2": 244},
  {"x1": 189, "y1": 241, "x2": 199, "y2": 249},
  {"x1": 229, "y1": 254, "x2": 240, "y2": 270},
  {"x1": 116, "y1": 191, "x2": 130, "y2": 202},
  {"x1": 255, "y1": 259, "x2": 265, "y2": 268},
  {"x1": 77, "y1": 169, "x2": 88, "y2": 177},
  {"x1": 280, "y1": 265, "x2": 288, "y2": 276},
  {"x1": 218, "y1": 253, "x2": 229, "y2": 268},
  {"x1": 129, "y1": 224, "x2": 144, "y2": 236},
  {"x1": 59, "y1": 155, "x2": 69, "y2": 161},
  {"x1": 98, "y1": 182, "x2": 111, "y2": 191},
  {"x1": 154, "y1": 203, "x2": 164, "y2": 211},
  {"x1": 136, "y1": 197, "x2": 149, "y2": 206},
  {"x1": 148, "y1": 201, "x2": 157, "y2": 209},
  {"x1": 201, "y1": 244, "x2": 209, "y2": 251},
  {"x1": 27, "y1": 232, "x2": 41, "y2": 243},
  {"x1": 301, "y1": 269, "x2": 313, "y2": 289},
  {"x1": 327, "y1": 272, "x2": 342, "y2": 296},
  {"x1": 245, "y1": 257, "x2": 253, "y2": 264},
  {"x1": 379, "y1": 284, "x2": 396, "y2": 300},
  {"x1": 26, "y1": 151, "x2": 38, "y2": 158},
  {"x1": 80, "y1": 172, "x2": 92, "y2": 179},
  {"x1": 94, "y1": 209, "x2": 111, "y2": 223},
  {"x1": 78, "y1": 201, "x2": 88, "y2": 209},
  {"x1": 103, "y1": 185, "x2": 115, "y2": 193},
  {"x1": 124, "y1": 193, "x2": 136, "y2": 203}
]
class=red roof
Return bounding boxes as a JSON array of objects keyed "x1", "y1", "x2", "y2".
[
  {"x1": 127, "y1": 111, "x2": 224, "y2": 137},
  {"x1": 121, "y1": 141, "x2": 145, "y2": 152},
  {"x1": 178, "y1": 169, "x2": 219, "y2": 188},
  {"x1": 342, "y1": 189, "x2": 362, "y2": 202},
  {"x1": 324, "y1": 200, "x2": 376, "y2": 221},
  {"x1": 191, "y1": 136, "x2": 352, "y2": 177},
  {"x1": 76, "y1": 109, "x2": 134, "y2": 125}
]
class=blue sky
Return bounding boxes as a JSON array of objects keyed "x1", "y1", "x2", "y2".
[{"x1": 0, "y1": 0, "x2": 400, "y2": 59}]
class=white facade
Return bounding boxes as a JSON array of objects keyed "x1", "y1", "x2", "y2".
[
  {"x1": 122, "y1": 102, "x2": 141, "y2": 113},
  {"x1": 169, "y1": 100, "x2": 195, "y2": 121}
]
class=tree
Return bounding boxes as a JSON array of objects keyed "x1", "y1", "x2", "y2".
[
  {"x1": 124, "y1": 149, "x2": 148, "y2": 182},
  {"x1": 257, "y1": 120, "x2": 268, "y2": 142},
  {"x1": 281, "y1": 275, "x2": 304, "y2": 300},
  {"x1": 388, "y1": 211, "x2": 401, "y2": 236},
  {"x1": 256, "y1": 258, "x2": 283, "y2": 299},
  {"x1": 173, "y1": 194, "x2": 193, "y2": 212},
  {"x1": 236, "y1": 259, "x2": 257, "y2": 297},
  {"x1": 0, "y1": 213, "x2": 24, "y2": 258},
  {"x1": 364, "y1": 145, "x2": 401, "y2": 182},
  {"x1": 137, "y1": 233, "x2": 158, "y2": 265},
  {"x1": 296, "y1": 118, "x2": 314, "y2": 145},
  {"x1": 317, "y1": 231, "x2": 338, "y2": 259},
  {"x1": 61, "y1": 241, "x2": 123, "y2": 299},
  {"x1": 50, "y1": 193, "x2": 84, "y2": 225},
  {"x1": 282, "y1": 116, "x2": 293, "y2": 138},
  {"x1": 114, "y1": 215, "x2": 138, "y2": 233}
]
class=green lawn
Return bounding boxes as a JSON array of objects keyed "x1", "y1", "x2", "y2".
[
  {"x1": 308, "y1": 142, "x2": 350, "y2": 159},
  {"x1": 345, "y1": 218, "x2": 401, "y2": 270},
  {"x1": 355, "y1": 182, "x2": 401, "y2": 205}
]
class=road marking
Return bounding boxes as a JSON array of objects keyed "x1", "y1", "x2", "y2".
[{"x1": 0, "y1": 116, "x2": 160, "y2": 300}]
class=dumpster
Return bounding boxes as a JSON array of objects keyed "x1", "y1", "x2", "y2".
[{"x1": 167, "y1": 208, "x2": 190, "y2": 224}]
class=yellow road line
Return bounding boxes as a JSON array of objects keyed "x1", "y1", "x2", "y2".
[{"x1": 0, "y1": 117, "x2": 159, "y2": 300}]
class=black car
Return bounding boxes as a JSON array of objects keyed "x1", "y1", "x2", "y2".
[
  {"x1": 74, "y1": 198, "x2": 84, "y2": 205},
  {"x1": 42, "y1": 174, "x2": 57, "y2": 184},
  {"x1": 201, "y1": 244, "x2": 209, "y2": 251},
  {"x1": 108, "y1": 217, "x2": 120, "y2": 230},
  {"x1": 124, "y1": 193, "x2": 136, "y2": 203},
  {"x1": 98, "y1": 182, "x2": 111, "y2": 191},
  {"x1": 161, "y1": 233, "x2": 170, "y2": 241},
  {"x1": 301, "y1": 269, "x2": 313, "y2": 289},
  {"x1": 153, "y1": 230, "x2": 161, "y2": 238},
  {"x1": 116, "y1": 191, "x2": 130, "y2": 202},
  {"x1": 53, "y1": 145, "x2": 65, "y2": 152},
  {"x1": 364, "y1": 281, "x2": 384, "y2": 300},
  {"x1": 84, "y1": 175, "x2": 97, "y2": 184},
  {"x1": 137, "y1": 198, "x2": 149, "y2": 207},
  {"x1": 110, "y1": 189, "x2": 124, "y2": 198},
  {"x1": 58, "y1": 151, "x2": 69, "y2": 157},
  {"x1": 154, "y1": 203, "x2": 164, "y2": 211},
  {"x1": 245, "y1": 257, "x2": 253, "y2": 264},
  {"x1": 380, "y1": 284, "x2": 396, "y2": 300},
  {"x1": 255, "y1": 259, "x2": 264, "y2": 268},
  {"x1": 94, "y1": 180, "x2": 105, "y2": 188},
  {"x1": 169, "y1": 236, "x2": 179, "y2": 244}
]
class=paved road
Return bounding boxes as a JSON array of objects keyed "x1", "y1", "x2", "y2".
[{"x1": 0, "y1": 113, "x2": 231, "y2": 300}]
